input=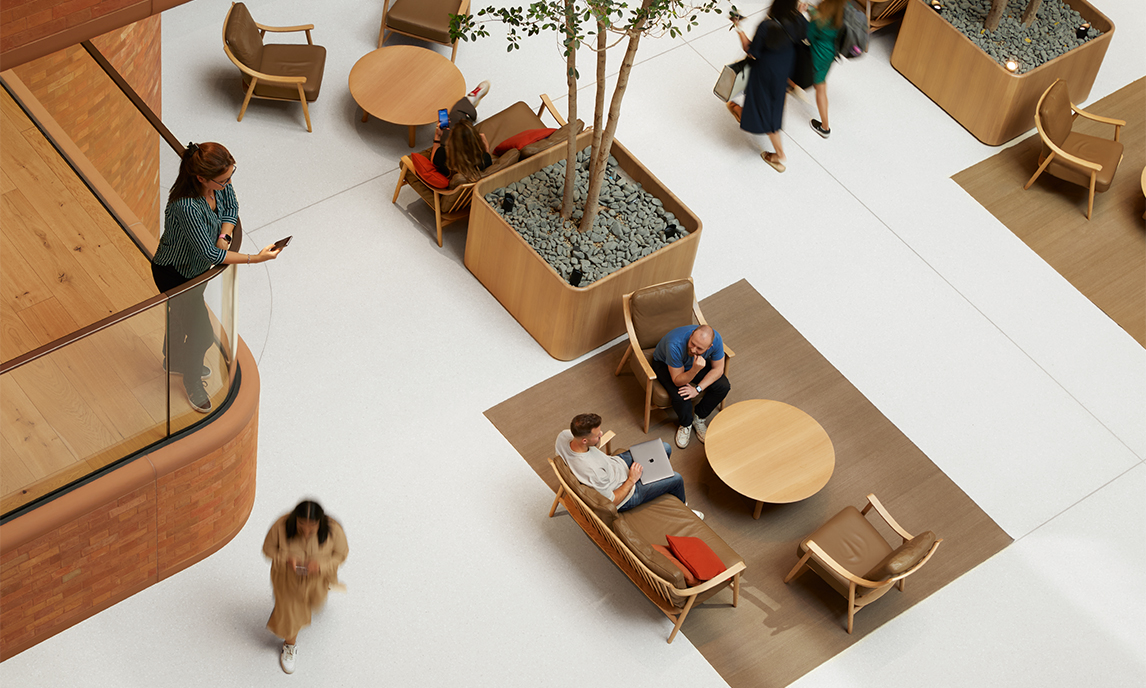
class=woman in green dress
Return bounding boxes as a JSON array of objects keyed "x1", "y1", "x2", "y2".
[{"x1": 807, "y1": 0, "x2": 847, "y2": 138}]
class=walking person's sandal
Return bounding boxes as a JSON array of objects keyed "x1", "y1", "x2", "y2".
[{"x1": 761, "y1": 151, "x2": 786, "y2": 173}]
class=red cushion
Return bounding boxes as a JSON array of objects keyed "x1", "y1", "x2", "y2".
[
  {"x1": 652, "y1": 544, "x2": 699, "y2": 587},
  {"x1": 492, "y1": 128, "x2": 556, "y2": 155},
  {"x1": 411, "y1": 153, "x2": 449, "y2": 189},
  {"x1": 666, "y1": 535, "x2": 726, "y2": 581}
]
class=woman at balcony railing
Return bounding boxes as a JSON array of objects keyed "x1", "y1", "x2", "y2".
[{"x1": 152, "y1": 141, "x2": 281, "y2": 413}]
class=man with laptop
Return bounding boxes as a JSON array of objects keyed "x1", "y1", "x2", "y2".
[{"x1": 556, "y1": 413, "x2": 702, "y2": 518}]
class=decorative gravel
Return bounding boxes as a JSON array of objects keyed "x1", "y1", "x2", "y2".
[
  {"x1": 483, "y1": 148, "x2": 687, "y2": 286},
  {"x1": 936, "y1": 0, "x2": 1101, "y2": 74}
]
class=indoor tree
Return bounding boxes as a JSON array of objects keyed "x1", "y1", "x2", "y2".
[{"x1": 451, "y1": 0, "x2": 724, "y2": 232}]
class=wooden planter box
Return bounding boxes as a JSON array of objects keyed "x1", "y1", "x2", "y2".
[
  {"x1": 890, "y1": 0, "x2": 1114, "y2": 145},
  {"x1": 466, "y1": 130, "x2": 702, "y2": 361}
]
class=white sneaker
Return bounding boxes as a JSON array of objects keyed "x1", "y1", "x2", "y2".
[
  {"x1": 466, "y1": 80, "x2": 491, "y2": 107},
  {"x1": 691, "y1": 509, "x2": 705, "y2": 520},
  {"x1": 692, "y1": 416, "x2": 708, "y2": 443},
  {"x1": 280, "y1": 643, "x2": 297, "y2": 674},
  {"x1": 675, "y1": 425, "x2": 692, "y2": 449}
]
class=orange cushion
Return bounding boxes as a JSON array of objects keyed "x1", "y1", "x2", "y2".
[
  {"x1": 652, "y1": 544, "x2": 699, "y2": 587},
  {"x1": 493, "y1": 128, "x2": 556, "y2": 155},
  {"x1": 666, "y1": 535, "x2": 726, "y2": 581},
  {"x1": 411, "y1": 153, "x2": 449, "y2": 189}
]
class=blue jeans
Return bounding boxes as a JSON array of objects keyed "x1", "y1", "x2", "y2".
[{"x1": 616, "y1": 441, "x2": 687, "y2": 511}]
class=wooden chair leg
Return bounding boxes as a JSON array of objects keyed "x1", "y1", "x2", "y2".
[
  {"x1": 1024, "y1": 152, "x2": 1055, "y2": 190},
  {"x1": 1087, "y1": 172, "x2": 1096, "y2": 219},
  {"x1": 378, "y1": 25, "x2": 388, "y2": 49},
  {"x1": 433, "y1": 193, "x2": 444, "y2": 247},
  {"x1": 450, "y1": 41, "x2": 458, "y2": 62},
  {"x1": 643, "y1": 384, "x2": 653, "y2": 433},
  {"x1": 238, "y1": 79, "x2": 257, "y2": 122},
  {"x1": 297, "y1": 85, "x2": 312, "y2": 133},
  {"x1": 732, "y1": 572, "x2": 741, "y2": 607},
  {"x1": 784, "y1": 550, "x2": 812, "y2": 583},
  {"x1": 392, "y1": 166, "x2": 407, "y2": 203},
  {"x1": 846, "y1": 583, "x2": 856, "y2": 634},
  {"x1": 614, "y1": 345, "x2": 632, "y2": 376},
  {"x1": 548, "y1": 486, "x2": 565, "y2": 517},
  {"x1": 667, "y1": 595, "x2": 697, "y2": 644}
]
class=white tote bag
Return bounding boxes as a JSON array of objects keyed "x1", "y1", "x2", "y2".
[{"x1": 713, "y1": 58, "x2": 751, "y2": 102}]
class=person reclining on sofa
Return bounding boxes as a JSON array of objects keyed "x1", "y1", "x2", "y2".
[
  {"x1": 430, "y1": 80, "x2": 492, "y2": 181},
  {"x1": 555, "y1": 413, "x2": 702, "y2": 519}
]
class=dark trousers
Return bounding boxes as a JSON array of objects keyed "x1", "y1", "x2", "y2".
[
  {"x1": 651, "y1": 359, "x2": 731, "y2": 426},
  {"x1": 151, "y1": 262, "x2": 212, "y2": 393}
]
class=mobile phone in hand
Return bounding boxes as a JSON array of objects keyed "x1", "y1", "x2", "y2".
[
  {"x1": 295, "y1": 563, "x2": 308, "y2": 575},
  {"x1": 438, "y1": 108, "x2": 450, "y2": 130},
  {"x1": 272, "y1": 236, "x2": 292, "y2": 251}
]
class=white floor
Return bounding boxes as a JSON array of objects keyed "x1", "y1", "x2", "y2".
[{"x1": 3, "y1": 1, "x2": 1144, "y2": 685}]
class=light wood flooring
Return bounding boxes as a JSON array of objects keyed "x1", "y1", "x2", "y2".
[{"x1": 1, "y1": 88, "x2": 228, "y2": 514}]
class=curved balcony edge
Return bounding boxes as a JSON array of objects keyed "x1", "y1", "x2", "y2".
[{"x1": 0, "y1": 337, "x2": 261, "y2": 661}]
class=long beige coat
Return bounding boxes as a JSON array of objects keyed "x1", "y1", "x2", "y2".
[{"x1": 263, "y1": 513, "x2": 349, "y2": 639}]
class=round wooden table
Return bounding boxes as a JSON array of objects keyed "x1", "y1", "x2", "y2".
[
  {"x1": 705, "y1": 399, "x2": 835, "y2": 519},
  {"x1": 348, "y1": 46, "x2": 466, "y2": 147}
]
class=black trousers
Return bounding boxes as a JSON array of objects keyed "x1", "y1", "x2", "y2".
[
  {"x1": 151, "y1": 262, "x2": 212, "y2": 393},
  {"x1": 651, "y1": 359, "x2": 731, "y2": 426}
]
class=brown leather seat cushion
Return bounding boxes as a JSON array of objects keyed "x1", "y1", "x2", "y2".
[
  {"x1": 553, "y1": 456, "x2": 618, "y2": 529},
  {"x1": 798, "y1": 506, "x2": 892, "y2": 594},
  {"x1": 386, "y1": 0, "x2": 464, "y2": 46},
  {"x1": 249, "y1": 44, "x2": 327, "y2": 101},
  {"x1": 1045, "y1": 133, "x2": 1124, "y2": 191},
  {"x1": 865, "y1": 530, "x2": 936, "y2": 581},
  {"x1": 629, "y1": 280, "x2": 695, "y2": 350},
  {"x1": 475, "y1": 102, "x2": 546, "y2": 153},
  {"x1": 225, "y1": 3, "x2": 263, "y2": 69}
]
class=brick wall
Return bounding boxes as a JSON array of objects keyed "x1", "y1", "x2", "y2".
[
  {"x1": 10, "y1": 14, "x2": 163, "y2": 240},
  {"x1": 1, "y1": 0, "x2": 145, "y2": 53},
  {"x1": 0, "y1": 346, "x2": 260, "y2": 660}
]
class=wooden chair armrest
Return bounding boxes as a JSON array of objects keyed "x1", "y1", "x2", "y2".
[
  {"x1": 677, "y1": 560, "x2": 747, "y2": 595},
  {"x1": 1036, "y1": 123, "x2": 1103, "y2": 172},
  {"x1": 1072, "y1": 104, "x2": 1126, "y2": 128},
  {"x1": 458, "y1": 0, "x2": 472, "y2": 17},
  {"x1": 224, "y1": 47, "x2": 307, "y2": 84},
  {"x1": 621, "y1": 296, "x2": 656, "y2": 381},
  {"x1": 255, "y1": 22, "x2": 315, "y2": 33},
  {"x1": 723, "y1": 344, "x2": 735, "y2": 359},
  {"x1": 807, "y1": 541, "x2": 886, "y2": 589},
  {"x1": 538, "y1": 93, "x2": 568, "y2": 127},
  {"x1": 600, "y1": 430, "x2": 616, "y2": 454},
  {"x1": 861, "y1": 493, "x2": 914, "y2": 541}
]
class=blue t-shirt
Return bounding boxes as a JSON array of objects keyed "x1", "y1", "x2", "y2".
[{"x1": 652, "y1": 325, "x2": 724, "y2": 371}]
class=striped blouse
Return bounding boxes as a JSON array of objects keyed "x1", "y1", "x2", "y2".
[{"x1": 153, "y1": 183, "x2": 238, "y2": 279}]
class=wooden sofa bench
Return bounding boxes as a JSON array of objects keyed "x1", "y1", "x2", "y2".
[
  {"x1": 547, "y1": 433, "x2": 745, "y2": 643},
  {"x1": 391, "y1": 93, "x2": 581, "y2": 246}
]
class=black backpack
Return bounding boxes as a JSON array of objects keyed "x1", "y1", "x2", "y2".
[{"x1": 836, "y1": 3, "x2": 868, "y2": 59}]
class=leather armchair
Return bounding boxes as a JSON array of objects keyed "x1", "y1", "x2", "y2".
[
  {"x1": 784, "y1": 493, "x2": 942, "y2": 633},
  {"x1": 614, "y1": 279, "x2": 733, "y2": 433},
  {"x1": 223, "y1": 2, "x2": 327, "y2": 132},
  {"x1": 379, "y1": 0, "x2": 471, "y2": 63},
  {"x1": 1024, "y1": 78, "x2": 1125, "y2": 219}
]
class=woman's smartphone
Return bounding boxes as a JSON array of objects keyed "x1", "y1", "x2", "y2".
[
  {"x1": 437, "y1": 108, "x2": 450, "y2": 130},
  {"x1": 272, "y1": 236, "x2": 292, "y2": 251}
]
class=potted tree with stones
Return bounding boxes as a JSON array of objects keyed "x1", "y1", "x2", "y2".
[
  {"x1": 450, "y1": 0, "x2": 724, "y2": 361},
  {"x1": 891, "y1": 0, "x2": 1114, "y2": 145}
]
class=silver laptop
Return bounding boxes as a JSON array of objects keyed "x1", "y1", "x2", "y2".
[{"x1": 629, "y1": 439, "x2": 674, "y2": 485}]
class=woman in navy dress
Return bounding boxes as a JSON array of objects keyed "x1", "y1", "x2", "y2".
[{"x1": 728, "y1": 0, "x2": 807, "y2": 172}]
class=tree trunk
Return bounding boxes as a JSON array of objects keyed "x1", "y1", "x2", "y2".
[
  {"x1": 984, "y1": 0, "x2": 1007, "y2": 32},
  {"x1": 587, "y1": 20, "x2": 608, "y2": 189},
  {"x1": 579, "y1": 1, "x2": 650, "y2": 232},
  {"x1": 1021, "y1": 0, "x2": 1042, "y2": 26},
  {"x1": 560, "y1": 0, "x2": 578, "y2": 218}
]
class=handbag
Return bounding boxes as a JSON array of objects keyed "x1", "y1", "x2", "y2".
[
  {"x1": 791, "y1": 38, "x2": 814, "y2": 90},
  {"x1": 713, "y1": 57, "x2": 751, "y2": 102}
]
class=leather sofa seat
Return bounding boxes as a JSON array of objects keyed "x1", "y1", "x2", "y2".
[{"x1": 797, "y1": 505, "x2": 892, "y2": 600}]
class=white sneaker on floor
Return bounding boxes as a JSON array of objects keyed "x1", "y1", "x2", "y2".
[
  {"x1": 691, "y1": 509, "x2": 705, "y2": 520},
  {"x1": 280, "y1": 643, "x2": 297, "y2": 674},
  {"x1": 675, "y1": 425, "x2": 692, "y2": 448},
  {"x1": 692, "y1": 416, "x2": 708, "y2": 443},
  {"x1": 467, "y1": 80, "x2": 491, "y2": 107}
]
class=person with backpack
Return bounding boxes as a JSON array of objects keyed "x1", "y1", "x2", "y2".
[
  {"x1": 727, "y1": 0, "x2": 808, "y2": 172},
  {"x1": 806, "y1": 0, "x2": 847, "y2": 138}
]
